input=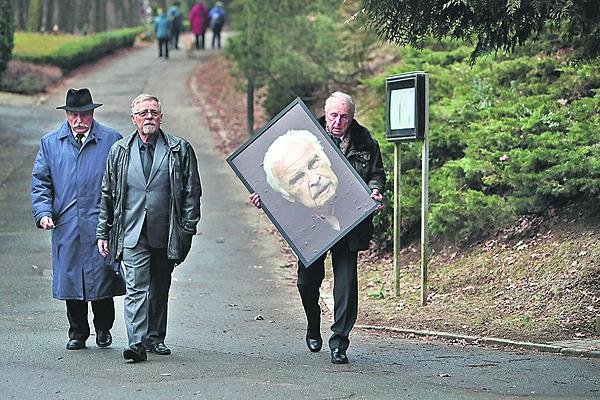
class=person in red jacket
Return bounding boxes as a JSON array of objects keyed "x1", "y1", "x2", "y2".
[{"x1": 189, "y1": 1, "x2": 210, "y2": 50}]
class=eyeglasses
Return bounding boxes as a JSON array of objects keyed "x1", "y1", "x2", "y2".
[{"x1": 134, "y1": 109, "x2": 161, "y2": 118}]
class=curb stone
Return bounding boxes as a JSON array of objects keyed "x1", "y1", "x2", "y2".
[
  {"x1": 355, "y1": 324, "x2": 600, "y2": 359},
  {"x1": 321, "y1": 282, "x2": 599, "y2": 359}
]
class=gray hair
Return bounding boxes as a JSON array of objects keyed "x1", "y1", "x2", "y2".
[
  {"x1": 130, "y1": 93, "x2": 162, "y2": 114},
  {"x1": 324, "y1": 91, "x2": 355, "y2": 117},
  {"x1": 263, "y1": 129, "x2": 330, "y2": 198}
]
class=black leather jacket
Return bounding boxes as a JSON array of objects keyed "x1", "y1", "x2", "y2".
[
  {"x1": 97, "y1": 131, "x2": 202, "y2": 263},
  {"x1": 318, "y1": 116, "x2": 386, "y2": 251}
]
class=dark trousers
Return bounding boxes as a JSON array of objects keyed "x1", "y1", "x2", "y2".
[
  {"x1": 297, "y1": 240, "x2": 358, "y2": 351},
  {"x1": 122, "y1": 229, "x2": 175, "y2": 347},
  {"x1": 212, "y1": 29, "x2": 221, "y2": 49},
  {"x1": 158, "y1": 38, "x2": 169, "y2": 58},
  {"x1": 195, "y1": 34, "x2": 205, "y2": 50},
  {"x1": 171, "y1": 26, "x2": 180, "y2": 49},
  {"x1": 66, "y1": 298, "x2": 115, "y2": 341}
]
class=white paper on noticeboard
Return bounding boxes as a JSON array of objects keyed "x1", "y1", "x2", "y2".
[{"x1": 390, "y1": 87, "x2": 415, "y2": 130}]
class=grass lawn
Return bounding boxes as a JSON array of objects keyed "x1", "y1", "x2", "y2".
[{"x1": 13, "y1": 32, "x2": 84, "y2": 58}]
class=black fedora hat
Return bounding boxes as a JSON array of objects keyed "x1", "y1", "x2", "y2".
[{"x1": 56, "y1": 88, "x2": 102, "y2": 112}]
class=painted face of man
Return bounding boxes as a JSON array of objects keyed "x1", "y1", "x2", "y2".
[
  {"x1": 131, "y1": 99, "x2": 162, "y2": 136},
  {"x1": 66, "y1": 111, "x2": 94, "y2": 134},
  {"x1": 325, "y1": 97, "x2": 353, "y2": 138},
  {"x1": 273, "y1": 137, "x2": 339, "y2": 209}
]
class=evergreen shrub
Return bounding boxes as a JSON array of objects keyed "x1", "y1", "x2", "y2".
[
  {"x1": 364, "y1": 42, "x2": 600, "y2": 245},
  {"x1": 13, "y1": 27, "x2": 142, "y2": 71}
]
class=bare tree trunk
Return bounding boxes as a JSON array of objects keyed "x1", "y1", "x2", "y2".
[
  {"x1": 79, "y1": 0, "x2": 91, "y2": 34},
  {"x1": 40, "y1": 0, "x2": 49, "y2": 33},
  {"x1": 127, "y1": 0, "x2": 139, "y2": 26},
  {"x1": 51, "y1": 0, "x2": 59, "y2": 31},
  {"x1": 14, "y1": 0, "x2": 28, "y2": 31},
  {"x1": 95, "y1": 0, "x2": 106, "y2": 31},
  {"x1": 57, "y1": 0, "x2": 75, "y2": 32},
  {"x1": 26, "y1": 0, "x2": 43, "y2": 32}
]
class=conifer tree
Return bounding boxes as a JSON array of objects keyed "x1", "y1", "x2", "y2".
[{"x1": 0, "y1": 0, "x2": 14, "y2": 78}]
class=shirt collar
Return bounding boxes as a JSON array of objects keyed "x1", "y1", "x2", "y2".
[
  {"x1": 137, "y1": 132, "x2": 159, "y2": 149},
  {"x1": 71, "y1": 129, "x2": 89, "y2": 140}
]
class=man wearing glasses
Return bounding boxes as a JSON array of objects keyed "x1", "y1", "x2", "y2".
[{"x1": 97, "y1": 93, "x2": 202, "y2": 363}]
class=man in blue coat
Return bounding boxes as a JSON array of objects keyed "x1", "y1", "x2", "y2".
[{"x1": 31, "y1": 88, "x2": 126, "y2": 351}]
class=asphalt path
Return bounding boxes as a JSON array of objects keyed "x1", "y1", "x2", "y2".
[{"x1": 0, "y1": 40, "x2": 598, "y2": 399}]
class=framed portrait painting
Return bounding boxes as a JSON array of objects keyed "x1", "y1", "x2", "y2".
[{"x1": 226, "y1": 98, "x2": 378, "y2": 267}]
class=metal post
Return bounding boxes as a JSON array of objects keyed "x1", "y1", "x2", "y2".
[
  {"x1": 420, "y1": 134, "x2": 429, "y2": 306},
  {"x1": 394, "y1": 142, "x2": 401, "y2": 296}
]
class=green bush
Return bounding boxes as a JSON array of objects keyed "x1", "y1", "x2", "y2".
[
  {"x1": 364, "y1": 41, "x2": 600, "y2": 244},
  {"x1": 0, "y1": 0, "x2": 14, "y2": 77},
  {"x1": 13, "y1": 27, "x2": 142, "y2": 71}
]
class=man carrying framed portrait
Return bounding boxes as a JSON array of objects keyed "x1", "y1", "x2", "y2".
[{"x1": 246, "y1": 92, "x2": 386, "y2": 364}]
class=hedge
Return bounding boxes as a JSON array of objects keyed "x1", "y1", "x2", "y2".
[{"x1": 13, "y1": 27, "x2": 143, "y2": 71}]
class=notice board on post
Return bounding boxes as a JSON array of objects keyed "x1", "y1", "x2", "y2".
[{"x1": 386, "y1": 71, "x2": 429, "y2": 142}]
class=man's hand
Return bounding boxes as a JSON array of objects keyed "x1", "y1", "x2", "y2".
[
  {"x1": 39, "y1": 216, "x2": 55, "y2": 230},
  {"x1": 371, "y1": 189, "x2": 384, "y2": 211},
  {"x1": 249, "y1": 192, "x2": 262, "y2": 209},
  {"x1": 98, "y1": 239, "x2": 110, "y2": 257}
]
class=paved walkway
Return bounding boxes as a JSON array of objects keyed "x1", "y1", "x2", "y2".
[{"x1": 0, "y1": 38, "x2": 598, "y2": 399}]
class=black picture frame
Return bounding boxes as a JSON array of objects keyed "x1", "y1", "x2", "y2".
[{"x1": 226, "y1": 97, "x2": 378, "y2": 266}]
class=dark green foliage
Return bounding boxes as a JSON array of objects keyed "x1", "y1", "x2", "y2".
[
  {"x1": 361, "y1": 0, "x2": 600, "y2": 62},
  {"x1": 14, "y1": 27, "x2": 142, "y2": 71},
  {"x1": 364, "y1": 42, "x2": 600, "y2": 244},
  {"x1": 226, "y1": 0, "x2": 369, "y2": 118},
  {"x1": 0, "y1": 0, "x2": 14, "y2": 77}
]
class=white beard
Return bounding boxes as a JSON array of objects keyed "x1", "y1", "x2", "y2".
[{"x1": 142, "y1": 125, "x2": 157, "y2": 134}]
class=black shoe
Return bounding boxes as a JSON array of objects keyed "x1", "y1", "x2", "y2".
[
  {"x1": 123, "y1": 344, "x2": 147, "y2": 362},
  {"x1": 66, "y1": 339, "x2": 86, "y2": 350},
  {"x1": 306, "y1": 334, "x2": 322, "y2": 352},
  {"x1": 331, "y1": 348, "x2": 348, "y2": 364},
  {"x1": 148, "y1": 342, "x2": 171, "y2": 355},
  {"x1": 95, "y1": 330, "x2": 112, "y2": 348}
]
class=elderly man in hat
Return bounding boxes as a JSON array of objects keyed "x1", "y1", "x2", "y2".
[{"x1": 31, "y1": 88, "x2": 125, "y2": 351}]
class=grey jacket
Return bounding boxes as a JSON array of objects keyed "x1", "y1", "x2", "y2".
[{"x1": 97, "y1": 130, "x2": 202, "y2": 263}]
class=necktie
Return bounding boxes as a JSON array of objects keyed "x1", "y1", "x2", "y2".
[
  {"x1": 76, "y1": 134, "x2": 84, "y2": 149},
  {"x1": 141, "y1": 143, "x2": 153, "y2": 181}
]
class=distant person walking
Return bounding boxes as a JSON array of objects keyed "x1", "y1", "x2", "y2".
[
  {"x1": 189, "y1": 1, "x2": 210, "y2": 50},
  {"x1": 97, "y1": 94, "x2": 202, "y2": 363},
  {"x1": 167, "y1": 2, "x2": 183, "y2": 50},
  {"x1": 209, "y1": 1, "x2": 226, "y2": 49},
  {"x1": 31, "y1": 88, "x2": 125, "y2": 351},
  {"x1": 154, "y1": 8, "x2": 171, "y2": 60}
]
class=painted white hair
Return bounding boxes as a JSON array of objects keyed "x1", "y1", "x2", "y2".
[{"x1": 263, "y1": 129, "x2": 330, "y2": 199}]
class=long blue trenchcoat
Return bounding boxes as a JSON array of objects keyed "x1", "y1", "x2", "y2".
[{"x1": 31, "y1": 120, "x2": 126, "y2": 300}]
